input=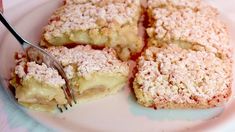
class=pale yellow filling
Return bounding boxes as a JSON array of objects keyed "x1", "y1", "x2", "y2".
[
  {"x1": 148, "y1": 38, "x2": 206, "y2": 51},
  {"x1": 71, "y1": 72, "x2": 127, "y2": 102},
  {"x1": 45, "y1": 24, "x2": 142, "y2": 60},
  {"x1": 11, "y1": 77, "x2": 67, "y2": 111}
]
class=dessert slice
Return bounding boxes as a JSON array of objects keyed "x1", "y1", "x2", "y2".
[
  {"x1": 46, "y1": 45, "x2": 129, "y2": 103},
  {"x1": 133, "y1": 44, "x2": 232, "y2": 109},
  {"x1": 41, "y1": 0, "x2": 143, "y2": 60},
  {"x1": 10, "y1": 55, "x2": 67, "y2": 111},
  {"x1": 10, "y1": 45, "x2": 129, "y2": 111},
  {"x1": 146, "y1": 0, "x2": 231, "y2": 59}
]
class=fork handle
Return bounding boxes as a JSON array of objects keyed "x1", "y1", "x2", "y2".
[{"x1": 0, "y1": 12, "x2": 27, "y2": 45}]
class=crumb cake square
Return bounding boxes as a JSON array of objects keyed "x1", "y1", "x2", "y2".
[
  {"x1": 133, "y1": 44, "x2": 232, "y2": 109},
  {"x1": 46, "y1": 45, "x2": 129, "y2": 103},
  {"x1": 146, "y1": 0, "x2": 231, "y2": 59},
  {"x1": 10, "y1": 45, "x2": 129, "y2": 111},
  {"x1": 10, "y1": 55, "x2": 67, "y2": 111},
  {"x1": 41, "y1": 0, "x2": 143, "y2": 60}
]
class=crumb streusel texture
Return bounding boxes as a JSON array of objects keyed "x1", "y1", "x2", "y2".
[
  {"x1": 46, "y1": 45, "x2": 129, "y2": 77},
  {"x1": 133, "y1": 0, "x2": 232, "y2": 109},
  {"x1": 147, "y1": 0, "x2": 201, "y2": 9},
  {"x1": 41, "y1": 0, "x2": 143, "y2": 60},
  {"x1": 134, "y1": 44, "x2": 232, "y2": 109},
  {"x1": 146, "y1": 0, "x2": 231, "y2": 59},
  {"x1": 15, "y1": 62, "x2": 66, "y2": 87}
]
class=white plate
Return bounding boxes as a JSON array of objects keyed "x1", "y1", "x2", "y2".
[{"x1": 1, "y1": 0, "x2": 235, "y2": 131}]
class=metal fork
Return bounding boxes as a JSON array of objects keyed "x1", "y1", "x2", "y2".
[{"x1": 0, "y1": 8, "x2": 76, "y2": 112}]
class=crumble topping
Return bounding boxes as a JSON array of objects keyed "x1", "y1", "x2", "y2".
[
  {"x1": 44, "y1": 0, "x2": 139, "y2": 39},
  {"x1": 46, "y1": 45, "x2": 129, "y2": 77},
  {"x1": 147, "y1": 0, "x2": 219, "y2": 17},
  {"x1": 147, "y1": 3, "x2": 231, "y2": 57},
  {"x1": 64, "y1": 65, "x2": 75, "y2": 79},
  {"x1": 65, "y1": 0, "x2": 139, "y2": 5},
  {"x1": 135, "y1": 44, "x2": 232, "y2": 104},
  {"x1": 15, "y1": 62, "x2": 66, "y2": 87},
  {"x1": 147, "y1": 0, "x2": 201, "y2": 9}
]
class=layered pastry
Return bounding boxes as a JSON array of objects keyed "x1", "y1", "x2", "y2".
[
  {"x1": 133, "y1": 44, "x2": 232, "y2": 109},
  {"x1": 146, "y1": 0, "x2": 231, "y2": 59},
  {"x1": 10, "y1": 54, "x2": 67, "y2": 111},
  {"x1": 10, "y1": 45, "x2": 129, "y2": 111},
  {"x1": 41, "y1": 0, "x2": 143, "y2": 60}
]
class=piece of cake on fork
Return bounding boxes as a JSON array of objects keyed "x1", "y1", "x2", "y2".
[
  {"x1": 41, "y1": 0, "x2": 143, "y2": 60},
  {"x1": 10, "y1": 54, "x2": 67, "y2": 111},
  {"x1": 10, "y1": 45, "x2": 130, "y2": 111}
]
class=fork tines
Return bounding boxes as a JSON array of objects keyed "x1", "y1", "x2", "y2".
[
  {"x1": 56, "y1": 85, "x2": 77, "y2": 112},
  {"x1": 57, "y1": 98, "x2": 77, "y2": 112}
]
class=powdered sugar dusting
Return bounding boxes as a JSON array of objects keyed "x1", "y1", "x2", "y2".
[
  {"x1": 64, "y1": 65, "x2": 75, "y2": 79},
  {"x1": 135, "y1": 44, "x2": 232, "y2": 104},
  {"x1": 46, "y1": 45, "x2": 129, "y2": 77},
  {"x1": 15, "y1": 62, "x2": 65, "y2": 87},
  {"x1": 44, "y1": 0, "x2": 139, "y2": 38},
  {"x1": 147, "y1": 0, "x2": 201, "y2": 9},
  {"x1": 147, "y1": 1, "x2": 231, "y2": 58}
]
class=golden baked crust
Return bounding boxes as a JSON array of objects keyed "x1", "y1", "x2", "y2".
[
  {"x1": 133, "y1": 44, "x2": 232, "y2": 109},
  {"x1": 41, "y1": 0, "x2": 143, "y2": 60}
]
